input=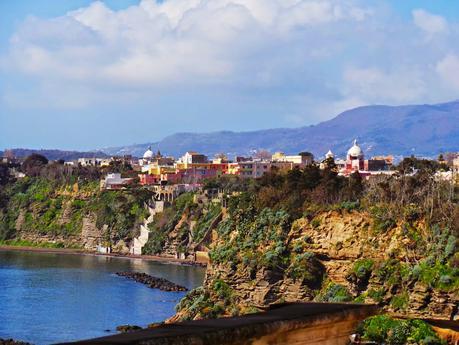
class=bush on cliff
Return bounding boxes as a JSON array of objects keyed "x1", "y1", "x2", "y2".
[
  {"x1": 357, "y1": 315, "x2": 445, "y2": 345},
  {"x1": 316, "y1": 282, "x2": 353, "y2": 303}
]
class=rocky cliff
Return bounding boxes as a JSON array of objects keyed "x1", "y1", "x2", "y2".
[
  {"x1": 0, "y1": 177, "x2": 153, "y2": 252},
  {"x1": 173, "y1": 206, "x2": 458, "y2": 323}
]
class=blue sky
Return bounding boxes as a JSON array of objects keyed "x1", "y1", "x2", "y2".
[{"x1": 1, "y1": 0, "x2": 459, "y2": 150}]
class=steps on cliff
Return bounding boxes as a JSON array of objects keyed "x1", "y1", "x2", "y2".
[{"x1": 131, "y1": 201, "x2": 163, "y2": 255}]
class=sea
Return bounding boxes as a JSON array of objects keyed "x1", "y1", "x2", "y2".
[{"x1": 0, "y1": 250, "x2": 206, "y2": 345}]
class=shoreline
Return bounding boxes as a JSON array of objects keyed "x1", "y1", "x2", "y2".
[{"x1": 0, "y1": 245, "x2": 207, "y2": 267}]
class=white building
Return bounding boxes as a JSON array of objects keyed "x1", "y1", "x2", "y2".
[
  {"x1": 271, "y1": 152, "x2": 313, "y2": 166},
  {"x1": 179, "y1": 151, "x2": 208, "y2": 164},
  {"x1": 101, "y1": 173, "x2": 133, "y2": 190},
  {"x1": 77, "y1": 157, "x2": 110, "y2": 167}
]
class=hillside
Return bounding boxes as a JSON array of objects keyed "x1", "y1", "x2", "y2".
[
  {"x1": 103, "y1": 100, "x2": 459, "y2": 158},
  {"x1": 2, "y1": 149, "x2": 108, "y2": 161}
]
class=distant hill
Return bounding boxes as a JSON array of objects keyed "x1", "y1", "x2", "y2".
[
  {"x1": 3, "y1": 149, "x2": 108, "y2": 161},
  {"x1": 103, "y1": 100, "x2": 459, "y2": 159}
]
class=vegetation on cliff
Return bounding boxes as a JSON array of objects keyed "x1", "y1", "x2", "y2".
[
  {"x1": 0, "y1": 176, "x2": 152, "y2": 247},
  {"x1": 174, "y1": 163, "x2": 458, "y2": 330},
  {"x1": 143, "y1": 192, "x2": 221, "y2": 256},
  {"x1": 357, "y1": 315, "x2": 445, "y2": 345}
]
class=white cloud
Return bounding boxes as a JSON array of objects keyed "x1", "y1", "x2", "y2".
[
  {"x1": 436, "y1": 54, "x2": 459, "y2": 90},
  {"x1": 412, "y1": 9, "x2": 448, "y2": 35},
  {"x1": 1, "y1": 0, "x2": 459, "y2": 126},
  {"x1": 343, "y1": 67, "x2": 426, "y2": 103},
  {"x1": 3, "y1": 0, "x2": 370, "y2": 88}
]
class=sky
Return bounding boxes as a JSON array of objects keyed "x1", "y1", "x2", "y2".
[{"x1": 1, "y1": 0, "x2": 459, "y2": 150}]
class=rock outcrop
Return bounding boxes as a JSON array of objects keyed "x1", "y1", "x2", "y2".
[
  {"x1": 116, "y1": 272, "x2": 188, "y2": 292},
  {"x1": 175, "y1": 209, "x2": 458, "y2": 322}
]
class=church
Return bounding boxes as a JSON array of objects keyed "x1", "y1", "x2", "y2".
[
  {"x1": 345, "y1": 139, "x2": 365, "y2": 173},
  {"x1": 323, "y1": 140, "x2": 393, "y2": 177}
]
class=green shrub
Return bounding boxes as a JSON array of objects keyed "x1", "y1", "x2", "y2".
[
  {"x1": 358, "y1": 315, "x2": 444, "y2": 345},
  {"x1": 212, "y1": 279, "x2": 233, "y2": 301},
  {"x1": 413, "y1": 258, "x2": 458, "y2": 290},
  {"x1": 352, "y1": 259, "x2": 374, "y2": 280},
  {"x1": 334, "y1": 201, "x2": 360, "y2": 212},
  {"x1": 192, "y1": 204, "x2": 221, "y2": 243},
  {"x1": 71, "y1": 199, "x2": 86, "y2": 209},
  {"x1": 367, "y1": 287, "x2": 385, "y2": 303},
  {"x1": 404, "y1": 204, "x2": 421, "y2": 222},
  {"x1": 445, "y1": 235, "x2": 456, "y2": 258},
  {"x1": 311, "y1": 218, "x2": 321, "y2": 228},
  {"x1": 287, "y1": 252, "x2": 324, "y2": 287},
  {"x1": 317, "y1": 283, "x2": 352, "y2": 303},
  {"x1": 390, "y1": 291, "x2": 409, "y2": 310},
  {"x1": 370, "y1": 205, "x2": 396, "y2": 233}
]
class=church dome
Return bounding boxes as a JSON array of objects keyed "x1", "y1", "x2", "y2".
[
  {"x1": 143, "y1": 147, "x2": 154, "y2": 159},
  {"x1": 325, "y1": 150, "x2": 334, "y2": 159},
  {"x1": 347, "y1": 139, "x2": 363, "y2": 157}
]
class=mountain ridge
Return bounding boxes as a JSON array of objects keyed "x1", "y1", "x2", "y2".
[
  {"x1": 3, "y1": 100, "x2": 458, "y2": 160},
  {"x1": 103, "y1": 100, "x2": 459, "y2": 158},
  {"x1": 0, "y1": 149, "x2": 108, "y2": 161}
]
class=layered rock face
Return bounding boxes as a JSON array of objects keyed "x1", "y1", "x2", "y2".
[{"x1": 175, "y1": 210, "x2": 458, "y2": 322}]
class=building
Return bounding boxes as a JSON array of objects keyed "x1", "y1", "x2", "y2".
[
  {"x1": 453, "y1": 157, "x2": 459, "y2": 182},
  {"x1": 319, "y1": 150, "x2": 336, "y2": 170},
  {"x1": 101, "y1": 173, "x2": 133, "y2": 190},
  {"x1": 345, "y1": 140, "x2": 365, "y2": 173},
  {"x1": 139, "y1": 146, "x2": 155, "y2": 168},
  {"x1": 452, "y1": 156, "x2": 459, "y2": 170},
  {"x1": 238, "y1": 161, "x2": 271, "y2": 178},
  {"x1": 77, "y1": 157, "x2": 109, "y2": 167},
  {"x1": 179, "y1": 151, "x2": 208, "y2": 165},
  {"x1": 138, "y1": 174, "x2": 160, "y2": 186},
  {"x1": 337, "y1": 140, "x2": 394, "y2": 178},
  {"x1": 272, "y1": 152, "x2": 313, "y2": 167}
]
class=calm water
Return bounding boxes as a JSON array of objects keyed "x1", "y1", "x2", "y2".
[{"x1": 0, "y1": 250, "x2": 206, "y2": 345}]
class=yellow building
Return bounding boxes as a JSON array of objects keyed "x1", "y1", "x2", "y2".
[{"x1": 148, "y1": 165, "x2": 176, "y2": 176}]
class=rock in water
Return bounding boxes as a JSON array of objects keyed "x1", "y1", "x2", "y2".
[
  {"x1": 116, "y1": 325, "x2": 142, "y2": 333},
  {"x1": 116, "y1": 272, "x2": 188, "y2": 292},
  {"x1": 0, "y1": 339, "x2": 32, "y2": 345}
]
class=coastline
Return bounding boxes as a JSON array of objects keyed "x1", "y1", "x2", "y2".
[{"x1": 0, "y1": 245, "x2": 207, "y2": 267}]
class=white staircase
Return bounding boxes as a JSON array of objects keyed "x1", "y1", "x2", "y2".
[{"x1": 131, "y1": 201, "x2": 164, "y2": 255}]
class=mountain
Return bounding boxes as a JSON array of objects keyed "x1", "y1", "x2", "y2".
[
  {"x1": 2, "y1": 149, "x2": 108, "y2": 161},
  {"x1": 103, "y1": 100, "x2": 459, "y2": 159}
]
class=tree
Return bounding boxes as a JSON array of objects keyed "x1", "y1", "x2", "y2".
[
  {"x1": 22, "y1": 154, "x2": 48, "y2": 176},
  {"x1": 0, "y1": 163, "x2": 10, "y2": 185},
  {"x1": 343, "y1": 171, "x2": 364, "y2": 201},
  {"x1": 299, "y1": 151, "x2": 314, "y2": 159},
  {"x1": 253, "y1": 149, "x2": 271, "y2": 160},
  {"x1": 214, "y1": 153, "x2": 228, "y2": 161}
]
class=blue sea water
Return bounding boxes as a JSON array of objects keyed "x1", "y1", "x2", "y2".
[{"x1": 0, "y1": 250, "x2": 206, "y2": 345}]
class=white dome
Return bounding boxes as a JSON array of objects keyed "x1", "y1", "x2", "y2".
[
  {"x1": 347, "y1": 139, "x2": 363, "y2": 157},
  {"x1": 325, "y1": 150, "x2": 334, "y2": 159},
  {"x1": 143, "y1": 147, "x2": 154, "y2": 159}
]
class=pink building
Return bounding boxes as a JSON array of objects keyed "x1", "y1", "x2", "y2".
[
  {"x1": 345, "y1": 140, "x2": 365, "y2": 173},
  {"x1": 138, "y1": 174, "x2": 160, "y2": 185}
]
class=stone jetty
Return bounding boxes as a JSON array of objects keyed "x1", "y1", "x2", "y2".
[{"x1": 116, "y1": 272, "x2": 188, "y2": 292}]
